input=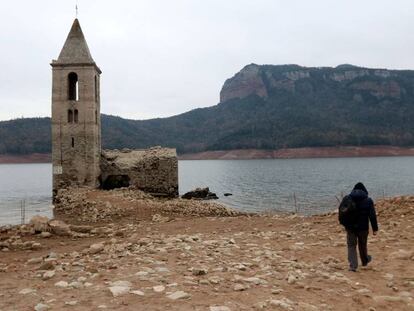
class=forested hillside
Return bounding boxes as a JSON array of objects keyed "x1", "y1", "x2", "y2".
[{"x1": 1, "y1": 64, "x2": 414, "y2": 155}]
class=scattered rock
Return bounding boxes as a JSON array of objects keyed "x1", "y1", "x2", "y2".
[
  {"x1": 70, "y1": 225, "x2": 93, "y2": 233},
  {"x1": 39, "y1": 262, "x2": 55, "y2": 271},
  {"x1": 55, "y1": 281, "x2": 69, "y2": 288},
  {"x1": 108, "y1": 281, "x2": 132, "y2": 297},
  {"x1": 389, "y1": 249, "x2": 413, "y2": 260},
  {"x1": 89, "y1": 243, "x2": 105, "y2": 254},
  {"x1": 243, "y1": 277, "x2": 265, "y2": 285},
  {"x1": 270, "y1": 298, "x2": 295, "y2": 310},
  {"x1": 48, "y1": 219, "x2": 71, "y2": 236},
  {"x1": 40, "y1": 232, "x2": 52, "y2": 238},
  {"x1": 373, "y1": 295, "x2": 411, "y2": 303},
  {"x1": 298, "y1": 302, "x2": 319, "y2": 311},
  {"x1": 192, "y1": 267, "x2": 208, "y2": 276},
  {"x1": 153, "y1": 285, "x2": 165, "y2": 293},
  {"x1": 69, "y1": 281, "x2": 83, "y2": 289},
  {"x1": 34, "y1": 303, "x2": 50, "y2": 311},
  {"x1": 65, "y1": 301, "x2": 78, "y2": 306},
  {"x1": 27, "y1": 257, "x2": 43, "y2": 265},
  {"x1": 167, "y1": 291, "x2": 191, "y2": 300},
  {"x1": 31, "y1": 242, "x2": 42, "y2": 250},
  {"x1": 152, "y1": 214, "x2": 169, "y2": 223},
  {"x1": 271, "y1": 288, "x2": 284, "y2": 295},
  {"x1": 135, "y1": 271, "x2": 149, "y2": 277},
  {"x1": 210, "y1": 307, "x2": 231, "y2": 311},
  {"x1": 42, "y1": 270, "x2": 55, "y2": 280},
  {"x1": 30, "y1": 216, "x2": 49, "y2": 233},
  {"x1": 19, "y1": 288, "x2": 36, "y2": 295},
  {"x1": 234, "y1": 284, "x2": 248, "y2": 291}
]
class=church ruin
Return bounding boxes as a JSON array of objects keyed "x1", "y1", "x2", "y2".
[{"x1": 51, "y1": 19, "x2": 178, "y2": 198}]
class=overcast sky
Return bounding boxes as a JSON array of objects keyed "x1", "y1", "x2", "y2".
[{"x1": 1, "y1": 0, "x2": 414, "y2": 121}]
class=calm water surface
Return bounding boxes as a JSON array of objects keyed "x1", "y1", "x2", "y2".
[
  {"x1": 0, "y1": 164, "x2": 52, "y2": 225},
  {"x1": 1, "y1": 157, "x2": 414, "y2": 225},
  {"x1": 179, "y1": 157, "x2": 414, "y2": 213}
]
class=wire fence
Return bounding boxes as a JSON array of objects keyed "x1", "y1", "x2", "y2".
[
  {"x1": 0, "y1": 199, "x2": 53, "y2": 226},
  {"x1": 283, "y1": 189, "x2": 389, "y2": 215}
]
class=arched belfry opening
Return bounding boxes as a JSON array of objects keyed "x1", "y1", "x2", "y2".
[
  {"x1": 68, "y1": 72, "x2": 79, "y2": 101},
  {"x1": 67, "y1": 109, "x2": 73, "y2": 123},
  {"x1": 74, "y1": 109, "x2": 79, "y2": 123}
]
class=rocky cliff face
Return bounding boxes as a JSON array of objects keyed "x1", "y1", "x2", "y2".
[
  {"x1": 220, "y1": 64, "x2": 406, "y2": 103},
  {"x1": 220, "y1": 64, "x2": 269, "y2": 103}
]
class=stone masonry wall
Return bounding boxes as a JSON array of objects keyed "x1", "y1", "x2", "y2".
[
  {"x1": 100, "y1": 147, "x2": 178, "y2": 197},
  {"x1": 51, "y1": 65, "x2": 101, "y2": 194}
]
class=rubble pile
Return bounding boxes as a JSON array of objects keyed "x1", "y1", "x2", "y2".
[
  {"x1": 54, "y1": 187, "x2": 243, "y2": 223},
  {"x1": 0, "y1": 217, "x2": 95, "y2": 252}
]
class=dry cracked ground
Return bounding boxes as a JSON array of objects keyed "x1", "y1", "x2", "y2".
[{"x1": 0, "y1": 189, "x2": 413, "y2": 311}]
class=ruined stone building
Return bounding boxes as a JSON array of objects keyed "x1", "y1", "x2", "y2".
[{"x1": 51, "y1": 19, "x2": 178, "y2": 197}]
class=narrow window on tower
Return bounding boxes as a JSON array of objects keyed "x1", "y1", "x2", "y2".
[
  {"x1": 68, "y1": 72, "x2": 79, "y2": 101},
  {"x1": 95, "y1": 75, "x2": 98, "y2": 102},
  {"x1": 71, "y1": 137, "x2": 75, "y2": 148},
  {"x1": 95, "y1": 110, "x2": 98, "y2": 124},
  {"x1": 74, "y1": 109, "x2": 79, "y2": 123},
  {"x1": 67, "y1": 109, "x2": 73, "y2": 123}
]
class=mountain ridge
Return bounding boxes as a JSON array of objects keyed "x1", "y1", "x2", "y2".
[{"x1": 1, "y1": 63, "x2": 414, "y2": 155}]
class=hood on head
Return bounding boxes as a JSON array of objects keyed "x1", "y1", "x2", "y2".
[
  {"x1": 350, "y1": 189, "x2": 368, "y2": 202},
  {"x1": 353, "y1": 182, "x2": 368, "y2": 195}
]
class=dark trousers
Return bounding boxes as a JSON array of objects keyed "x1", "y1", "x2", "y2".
[{"x1": 346, "y1": 230, "x2": 369, "y2": 270}]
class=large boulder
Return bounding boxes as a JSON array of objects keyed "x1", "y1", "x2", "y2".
[
  {"x1": 182, "y1": 187, "x2": 219, "y2": 200},
  {"x1": 29, "y1": 216, "x2": 50, "y2": 233},
  {"x1": 48, "y1": 220, "x2": 71, "y2": 236}
]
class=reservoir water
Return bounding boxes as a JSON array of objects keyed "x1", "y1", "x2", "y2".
[{"x1": 1, "y1": 157, "x2": 414, "y2": 225}]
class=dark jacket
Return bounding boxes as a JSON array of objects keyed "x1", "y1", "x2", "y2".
[{"x1": 346, "y1": 189, "x2": 379, "y2": 232}]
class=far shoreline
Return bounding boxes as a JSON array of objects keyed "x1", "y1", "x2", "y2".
[
  {"x1": 0, "y1": 153, "x2": 51, "y2": 164},
  {"x1": 1, "y1": 145, "x2": 414, "y2": 163},
  {"x1": 179, "y1": 145, "x2": 414, "y2": 160}
]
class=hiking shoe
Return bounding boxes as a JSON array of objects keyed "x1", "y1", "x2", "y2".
[
  {"x1": 362, "y1": 255, "x2": 372, "y2": 267},
  {"x1": 348, "y1": 267, "x2": 357, "y2": 272}
]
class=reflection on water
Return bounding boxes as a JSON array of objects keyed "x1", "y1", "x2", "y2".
[{"x1": 1, "y1": 157, "x2": 414, "y2": 225}]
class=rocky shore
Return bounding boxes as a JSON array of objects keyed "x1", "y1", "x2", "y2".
[{"x1": 0, "y1": 189, "x2": 413, "y2": 311}]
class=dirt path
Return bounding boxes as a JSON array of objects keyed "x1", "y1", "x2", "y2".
[{"x1": 0, "y1": 194, "x2": 413, "y2": 311}]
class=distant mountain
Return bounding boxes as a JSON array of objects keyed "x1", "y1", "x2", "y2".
[
  {"x1": 1, "y1": 64, "x2": 414, "y2": 155},
  {"x1": 0, "y1": 118, "x2": 51, "y2": 154}
]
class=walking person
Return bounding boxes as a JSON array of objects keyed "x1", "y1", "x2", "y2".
[{"x1": 339, "y1": 182, "x2": 379, "y2": 271}]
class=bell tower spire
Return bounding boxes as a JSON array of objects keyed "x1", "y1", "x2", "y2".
[{"x1": 51, "y1": 18, "x2": 102, "y2": 198}]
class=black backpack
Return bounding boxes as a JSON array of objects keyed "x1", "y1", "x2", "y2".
[{"x1": 338, "y1": 195, "x2": 357, "y2": 226}]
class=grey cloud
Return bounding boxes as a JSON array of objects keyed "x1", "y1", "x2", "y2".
[{"x1": 1, "y1": 0, "x2": 413, "y2": 121}]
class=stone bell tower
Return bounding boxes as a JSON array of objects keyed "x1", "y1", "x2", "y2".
[{"x1": 51, "y1": 19, "x2": 101, "y2": 196}]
